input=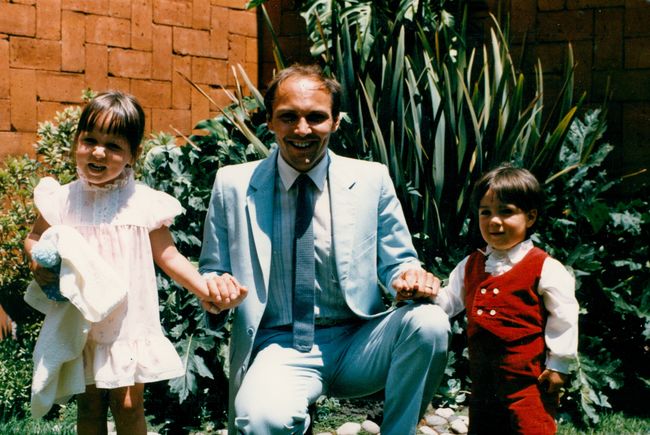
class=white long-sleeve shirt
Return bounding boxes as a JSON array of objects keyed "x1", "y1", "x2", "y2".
[{"x1": 436, "y1": 239, "x2": 579, "y2": 373}]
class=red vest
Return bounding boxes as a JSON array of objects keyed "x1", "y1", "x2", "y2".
[{"x1": 464, "y1": 247, "x2": 548, "y2": 342}]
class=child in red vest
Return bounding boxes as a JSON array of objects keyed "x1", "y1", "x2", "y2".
[{"x1": 435, "y1": 163, "x2": 579, "y2": 434}]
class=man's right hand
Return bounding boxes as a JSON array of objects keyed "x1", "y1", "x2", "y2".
[{"x1": 203, "y1": 273, "x2": 248, "y2": 314}]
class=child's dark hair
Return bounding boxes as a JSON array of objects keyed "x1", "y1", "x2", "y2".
[
  {"x1": 471, "y1": 163, "x2": 544, "y2": 214},
  {"x1": 264, "y1": 63, "x2": 342, "y2": 120},
  {"x1": 74, "y1": 91, "x2": 146, "y2": 158}
]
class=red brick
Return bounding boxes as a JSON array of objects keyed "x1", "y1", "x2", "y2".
[
  {"x1": 14, "y1": 0, "x2": 37, "y2": 5},
  {"x1": 0, "y1": 40, "x2": 9, "y2": 98},
  {"x1": 592, "y1": 70, "x2": 650, "y2": 101},
  {"x1": 107, "y1": 76, "x2": 131, "y2": 92},
  {"x1": 0, "y1": 3, "x2": 36, "y2": 37},
  {"x1": 132, "y1": 0, "x2": 153, "y2": 51},
  {"x1": 85, "y1": 44, "x2": 109, "y2": 91},
  {"x1": 172, "y1": 55, "x2": 191, "y2": 109},
  {"x1": 151, "y1": 108, "x2": 192, "y2": 135},
  {"x1": 0, "y1": 99, "x2": 10, "y2": 130},
  {"x1": 192, "y1": 57, "x2": 227, "y2": 84},
  {"x1": 86, "y1": 15, "x2": 131, "y2": 48},
  {"x1": 229, "y1": 33, "x2": 247, "y2": 65},
  {"x1": 10, "y1": 69, "x2": 37, "y2": 131},
  {"x1": 539, "y1": 0, "x2": 566, "y2": 10},
  {"x1": 193, "y1": 0, "x2": 211, "y2": 30},
  {"x1": 10, "y1": 37, "x2": 61, "y2": 71},
  {"x1": 211, "y1": 6, "x2": 229, "y2": 59},
  {"x1": 625, "y1": 3, "x2": 650, "y2": 37},
  {"x1": 536, "y1": 10, "x2": 594, "y2": 42},
  {"x1": 204, "y1": 85, "x2": 235, "y2": 112},
  {"x1": 110, "y1": 0, "x2": 131, "y2": 18},
  {"x1": 37, "y1": 0, "x2": 61, "y2": 40},
  {"x1": 62, "y1": 10, "x2": 85, "y2": 72},
  {"x1": 153, "y1": 0, "x2": 192, "y2": 27},
  {"x1": 211, "y1": 0, "x2": 246, "y2": 9},
  {"x1": 62, "y1": 0, "x2": 109, "y2": 15},
  {"x1": 279, "y1": 10, "x2": 304, "y2": 36},
  {"x1": 152, "y1": 25, "x2": 173, "y2": 80},
  {"x1": 173, "y1": 27, "x2": 212, "y2": 56},
  {"x1": 191, "y1": 87, "x2": 210, "y2": 129},
  {"x1": 509, "y1": 0, "x2": 537, "y2": 40},
  {"x1": 131, "y1": 79, "x2": 172, "y2": 108},
  {"x1": 594, "y1": 8, "x2": 623, "y2": 69},
  {"x1": 567, "y1": 0, "x2": 623, "y2": 8},
  {"x1": 245, "y1": 36, "x2": 257, "y2": 64},
  {"x1": 36, "y1": 71, "x2": 85, "y2": 103},
  {"x1": 37, "y1": 101, "x2": 70, "y2": 124},
  {"x1": 229, "y1": 9, "x2": 258, "y2": 37},
  {"x1": 0, "y1": 132, "x2": 38, "y2": 159},
  {"x1": 625, "y1": 37, "x2": 650, "y2": 68},
  {"x1": 108, "y1": 48, "x2": 152, "y2": 79}
]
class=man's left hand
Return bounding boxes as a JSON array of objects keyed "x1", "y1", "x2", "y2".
[{"x1": 392, "y1": 268, "x2": 440, "y2": 301}]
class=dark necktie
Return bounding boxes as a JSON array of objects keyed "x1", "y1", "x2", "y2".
[{"x1": 292, "y1": 174, "x2": 315, "y2": 352}]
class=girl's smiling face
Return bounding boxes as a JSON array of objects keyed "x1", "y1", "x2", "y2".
[
  {"x1": 75, "y1": 126, "x2": 134, "y2": 187},
  {"x1": 478, "y1": 188, "x2": 537, "y2": 251}
]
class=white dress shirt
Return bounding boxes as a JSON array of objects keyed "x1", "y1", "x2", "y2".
[{"x1": 436, "y1": 239, "x2": 579, "y2": 373}]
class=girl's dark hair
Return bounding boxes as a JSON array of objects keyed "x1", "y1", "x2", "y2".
[
  {"x1": 263, "y1": 63, "x2": 342, "y2": 120},
  {"x1": 471, "y1": 163, "x2": 544, "y2": 214},
  {"x1": 74, "y1": 91, "x2": 146, "y2": 158}
]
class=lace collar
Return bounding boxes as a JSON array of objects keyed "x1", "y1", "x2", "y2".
[
  {"x1": 77, "y1": 167, "x2": 134, "y2": 191},
  {"x1": 480, "y1": 239, "x2": 534, "y2": 275}
]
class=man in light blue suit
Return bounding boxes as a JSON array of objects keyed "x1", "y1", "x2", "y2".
[{"x1": 199, "y1": 64, "x2": 450, "y2": 435}]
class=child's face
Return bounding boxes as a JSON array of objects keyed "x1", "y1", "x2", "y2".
[
  {"x1": 478, "y1": 189, "x2": 537, "y2": 251},
  {"x1": 75, "y1": 127, "x2": 134, "y2": 187}
]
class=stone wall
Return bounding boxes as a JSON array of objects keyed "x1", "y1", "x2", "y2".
[{"x1": 0, "y1": 0, "x2": 258, "y2": 158}]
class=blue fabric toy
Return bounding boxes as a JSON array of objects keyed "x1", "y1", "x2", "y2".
[{"x1": 31, "y1": 239, "x2": 67, "y2": 301}]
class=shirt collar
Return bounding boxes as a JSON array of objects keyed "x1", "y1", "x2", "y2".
[
  {"x1": 277, "y1": 152, "x2": 329, "y2": 193},
  {"x1": 482, "y1": 239, "x2": 534, "y2": 264}
]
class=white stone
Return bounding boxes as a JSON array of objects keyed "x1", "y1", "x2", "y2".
[
  {"x1": 336, "y1": 421, "x2": 362, "y2": 435},
  {"x1": 425, "y1": 415, "x2": 448, "y2": 426},
  {"x1": 316, "y1": 432, "x2": 334, "y2": 435},
  {"x1": 459, "y1": 415, "x2": 469, "y2": 425},
  {"x1": 449, "y1": 419, "x2": 468, "y2": 434},
  {"x1": 418, "y1": 426, "x2": 439, "y2": 435},
  {"x1": 361, "y1": 420, "x2": 381, "y2": 434},
  {"x1": 434, "y1": 407, "x2": 455, "y2": 419}
]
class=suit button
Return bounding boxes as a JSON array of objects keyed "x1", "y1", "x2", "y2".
[
  {"x1": 493, "y1": 288, "x2": 500, "y2": 294},
  {"x1": 489, "y1": 309, "x2": 496, "y2": 316},
  {"x1": 477, "y1": 309, "x2": 483, "y2": 315},
  {"x1": 480, "y1": 288, "x2": 487, "y2": 294},
  {"x1": 246, "y1": 327, "x2": 255, "y2": 337}
]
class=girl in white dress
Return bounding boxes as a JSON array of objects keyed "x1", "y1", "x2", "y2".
[{"x1": 25, "y1": 91, "x2": 221, "y2": 434}]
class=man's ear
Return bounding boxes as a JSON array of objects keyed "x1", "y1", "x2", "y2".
[
  {"x1": 526, "y1": 209, "x2": 538, "y2": 228},
  {"x1": 332, "y1": 114, "x2": 341, "y2": 132}
]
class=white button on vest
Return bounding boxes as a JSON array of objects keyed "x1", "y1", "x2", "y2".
[
  {"x1": 480, "y1": 288, "x2": 487, "y2": 294},
  {"x1": 489, "y1": 309, "x2": 496, "y2": 316},
  {"x1": 493, "y1": 288, "x2": 500, "y2": 294},
  {"x1": 477, "y1": 309, "x2": 483, "y2": 315}
]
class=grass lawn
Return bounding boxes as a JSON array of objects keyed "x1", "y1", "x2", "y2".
[{"x1": 1, "y1": 400, "x2": 648, "y2": 434}]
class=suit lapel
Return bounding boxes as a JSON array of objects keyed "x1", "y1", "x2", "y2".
[
  {"x1": 247, "y1": 151, "x2": 277, "y2": 292},
  {"x1": 328, "y1": 152, "x2": 358, "y2": 284}
]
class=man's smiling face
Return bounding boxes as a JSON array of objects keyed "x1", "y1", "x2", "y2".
[{"x1": 267, "y1": 75, "x2": 340, "y2": 172}]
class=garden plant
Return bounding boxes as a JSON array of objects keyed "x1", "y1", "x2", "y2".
[{"x1": 0, "y1": 0, "x2": 647, "y2": 433}]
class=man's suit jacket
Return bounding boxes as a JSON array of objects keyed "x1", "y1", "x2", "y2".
[{"x1": 199, "y1": 148, "x2": 421, "y2": 420}]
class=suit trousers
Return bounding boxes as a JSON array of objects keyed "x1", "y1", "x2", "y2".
[{"x1": 233, "y1": 303, "x2": 450, "y2": 435}]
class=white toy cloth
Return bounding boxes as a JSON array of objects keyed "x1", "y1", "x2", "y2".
[{"x1": 25, "y1": 225, "x2": 128, "y2": 418}]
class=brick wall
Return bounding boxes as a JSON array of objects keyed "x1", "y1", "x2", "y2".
[
  {"x1": 0, "y1": 0, "x2": 259, "y2": 159},
  {"x1": 487, "y1": 0, "x2": 650, "y2": 194}
]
